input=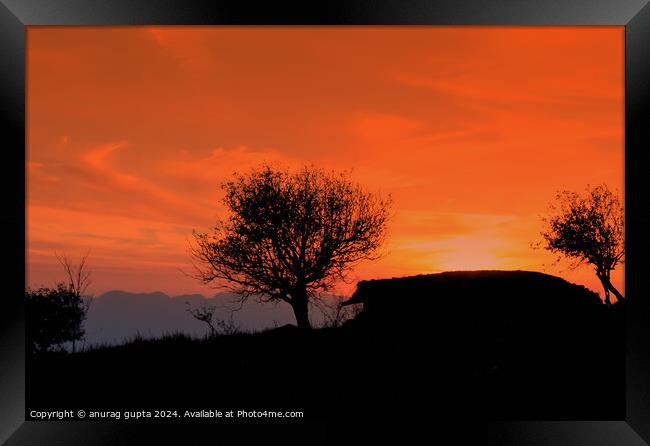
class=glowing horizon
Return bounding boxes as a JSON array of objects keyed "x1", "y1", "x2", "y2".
[{"x1": 27, "y1": 26, "x2": 624, "y2": 300}]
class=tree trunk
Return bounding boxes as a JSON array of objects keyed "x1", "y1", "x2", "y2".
[
  {"x1": 598, "y1": 275, "x2": 612, "y2": 306},
  {"x1": 598, "y1": 272, "x2": 625, "y2": 305},
  {"x1": 290, "y1": 288, "x2": 311, "y2": 330},
  {"x1": 604, "y1": 277, "x2": 625, "y2": 302}
]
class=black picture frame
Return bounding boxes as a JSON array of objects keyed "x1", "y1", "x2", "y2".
[{"x1": 1, "y1": 1, "x2": 648, "y2": 444}]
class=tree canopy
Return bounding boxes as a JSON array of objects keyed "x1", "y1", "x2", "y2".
[
  {"x1": 539, "y1": 184, "x2": 624, "y2": 305},
  {"x1": 25, "y1": 252, "x2": 92, "y2": 353},
  {"x1": 190, "y1": 165, "x2": 391, "y2": 328},
  {"x1": 26, "y1": 283, "x2": 88, "y2": 353}
]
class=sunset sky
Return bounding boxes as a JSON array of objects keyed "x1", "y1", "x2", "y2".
[{"x1": 27, "y1": 26, "x2": 624, "y2": 300}]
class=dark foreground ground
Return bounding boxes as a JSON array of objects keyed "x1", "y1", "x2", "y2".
[
  {"x1": 28, "y1": 314, "x2": 624, "y2": 421},
  {"x1": 27, "y1": 271, "x2": 625, "y2": 421}
]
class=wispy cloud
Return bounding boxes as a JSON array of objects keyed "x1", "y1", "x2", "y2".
[
  {"x1": 27, "y1": 26, "x2": 624, "y2": 297},
  {"x1": 157, "y1": 145, "x2": 303, "y2": 183}
]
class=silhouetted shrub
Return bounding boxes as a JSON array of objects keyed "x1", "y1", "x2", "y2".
[
  {"x1": 185, "y1": 301, "x2": 241, "y2": 337},
  {"x1": 26, "y1": 283, "x2": 88, "y2": 354}
]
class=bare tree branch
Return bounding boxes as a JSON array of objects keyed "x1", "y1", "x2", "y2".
[{"x1": 55, "y1": 250, "x2": 92, "y2": 298}]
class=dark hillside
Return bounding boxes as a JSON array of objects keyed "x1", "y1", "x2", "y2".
[
  {"x1": 342, "y1": 270, "x2": 623, "y2": 419},
  {"x1": 28, "y1": 271, "x2": 624, "y2": 420},
  {"x1": 345, "y1": 270, "x2": 602, "y2": 327}
]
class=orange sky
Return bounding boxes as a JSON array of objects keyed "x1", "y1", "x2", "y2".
[{"x1": 26, "y1": 26, "x2": 624, "y2": 300}]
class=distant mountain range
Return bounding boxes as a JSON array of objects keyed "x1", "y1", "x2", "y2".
[{"x1": 81, "y1": 290, "x2": 297, "y2": 347}]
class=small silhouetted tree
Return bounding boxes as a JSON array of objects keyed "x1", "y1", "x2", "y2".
[
  {"x1": 26, "y1": 284, "x2": 87, "y2": 354},
  {"x1": 57, "y1": 252, "x2": 92, "y2": 352},
  {"x1": 539, "y1": 184, "x2": 624, "y2": 305},
  {"x1": 190, "y1": 165, "x2": 391, "y2": 329},
  {"x1": 26, "y1": 253, "x2": 92, "y2": 353},
  {"x1": 186, "y1": 302, "x2": 218, "y2": 337},
  {"x1": 185, "y1": 302, "x2": 242, "y2": 337}
]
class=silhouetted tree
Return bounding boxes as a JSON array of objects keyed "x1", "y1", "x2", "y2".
[
  {"x1": 185, "y1": 302, "x2": 218, "y2": 337},
  {"x1": 26, "y1": 284, "x2": 87, "y2": 354},
  {"x1": 26, "y1": 253, "x2": 92, "y2": 353},
  {"x1": 190, "y1": 165, "x2": 391, "y2": 329},
  {"x1": 185, "y1": 300, "x2": 242, "y2": 337},
  {"x1": 539, "y1": 184, "x2": 624, "y2": 305},
  {"x1": 57, "y1": 252, "x2": 92, "y2": 352}
]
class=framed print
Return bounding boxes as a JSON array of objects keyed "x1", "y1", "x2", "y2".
[{"x1": 1, "y1": 1, "x2": 649, "y2": 444}]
